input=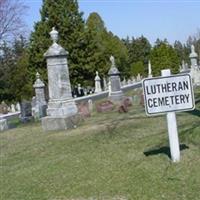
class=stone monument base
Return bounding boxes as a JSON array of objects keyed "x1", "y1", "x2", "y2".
[{"x1": 41, "y1": 114, "x2": 80, "y2": 131}]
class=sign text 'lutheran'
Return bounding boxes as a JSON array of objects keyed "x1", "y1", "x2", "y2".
[{"x1": 143, "y1": 74, "x2": 195, "y2": 115}]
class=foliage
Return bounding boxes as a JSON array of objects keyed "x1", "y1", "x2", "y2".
[
  {"x1": 130, "y1": 61, "x2": 145, "y2": 76},
  {"x1": 150, "y1": 40, "x2": 180, "y2": 76},
  {"x1": 73, "y1": 12, "x2": 129, "y2": 85},
  {"x1": 0, "y1": 42, "x2": 14, "y2": 102},
  {"x1": 0, "y1": 0, "x2": 28, "y2": 42},
  {"x1": 173, "y1": 40, "x2": 190, "y2": 64},
  {"x1": 123, "y1": 36, "x2": 151, "y2": 77},
  {"x1": 0, "y1": 36, "x2": 32, "y2": 103}
]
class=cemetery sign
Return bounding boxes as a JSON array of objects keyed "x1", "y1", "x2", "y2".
[{"x1": 143, "y1": 74, "x2": 195, "y2": 115}]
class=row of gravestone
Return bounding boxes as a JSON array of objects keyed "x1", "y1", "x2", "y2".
[
  {"x1": 71, "y1": 73, "x2": 143, "y2": 98},
  {"x1": 0, "y1": 101, "x2": 21, "y2": 115},
  {"x1": 78, "y1": 89, "x2": 144, "y2": 119}
]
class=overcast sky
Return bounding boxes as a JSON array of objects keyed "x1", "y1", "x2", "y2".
[{"x1": 24, "y1": 0, "x2": 200, "y2": 45}]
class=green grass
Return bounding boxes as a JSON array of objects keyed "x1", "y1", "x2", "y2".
[{"x1": 0, "y1": 97, "x2": 200, "y2": 200}]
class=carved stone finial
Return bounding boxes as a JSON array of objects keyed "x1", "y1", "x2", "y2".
[
  {"x1": 110, "y1": 55, "x2": 115, "y2": 67},
  {"x1": 50, "y1": 27, "x2": 58, "y2": 43},
  {"x1": 36, "y1": 71, "x2": 40, "y2": 79},
  {"x1": 33, "y1": 71, "x2": 45, "y2": 88},
  {"x1": 96, "y1": 71, "x2": 98, "y2": 76}
]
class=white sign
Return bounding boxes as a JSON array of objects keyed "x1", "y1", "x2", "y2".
[{"x1": 143, "y1": 74, "x2": 195, "y2": 115}]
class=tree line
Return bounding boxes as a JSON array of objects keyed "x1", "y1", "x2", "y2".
[{"x1": 0, "y1": 0, "x2": 200, "y2": 103}]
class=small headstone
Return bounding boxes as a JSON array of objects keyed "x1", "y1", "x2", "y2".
[
  {"x1": 0, "y1": 119, "x2": 8, "y2": 132},
  {"x1": 121, "y1": 78, "x2": 126, "y2": 86},
  {"x1": 16, "y1": 102, "x2": 21, "y2": 112},
  {"x1": 11, "y1": 104, "x2": 16, "y2": 113},
  {"x1": 140, "y1": 93, "x2": 145, "y2": 106},
  {"x1": 78, "y1": 102, "x2": 91, "y2": 118},
  {"x1": 131, "y1": 76, "x2": 136, "y2": 83},
  {"x1": 122, "y1": 97, "x2": 133, "y2": 107},
  {"x1": 77, "y1": 83, "x2": 84, "y2": 96},
  {"x1": 136, "y1": 73, "x2": 141, "y2": 81},
  {"x1": 127, "y1": 79, "x2": 132, "y2": 85},
  {"x1": 103, "y1": 77, "x2": 108, "y2": 91},
  {"x1": 0, "y1": 101, "x2": 8, "y2": 114},
  {"x1": 88, "y1": 99, "x2": 93, "y2": 112},
  {"x1": 96, "y1": 100, "x2": 114, "y2": 113},
  {"x1": 20, "y1": 100, "x2": 32, "y2": 122},
  {"x1": 118, "y1": 103, "x2": 128, "y2": 113},
  {"x1": 83, "y1": 88, "x2": 87, "y2": 96},
  {"x1": 132, "y1": 95, "x2": 140, "y2": 105}
]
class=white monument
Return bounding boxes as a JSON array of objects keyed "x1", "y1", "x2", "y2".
[
  {"x1": 94, "y1": 71, "x2": 102, "y2": 93},
  {"x1": 148, "y1": 60, "x2": 152, "y2": 78},
  {"x1": 42, "y1": 27, "x2": 78, "y2": 131},
  {"x1": 190, "y1": 45, "x2": 200, "y2": 85}
]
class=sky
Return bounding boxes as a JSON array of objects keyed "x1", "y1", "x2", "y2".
[{"x1": 23, "y1": 0, "x2": 200, "y2": 45}]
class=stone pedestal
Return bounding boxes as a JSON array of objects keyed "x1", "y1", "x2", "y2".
[
  {"x1": 189, "y1": 45, "x2": 200, "y2": 85},
  {"x1": 42, "y1": 27, "x2": 78, "y2": 131},
  {"x1": 108, "y1": 56, "x2": 123, "y2": 102},
  {"x1": 33, "y1": 72, "x2": 47, "y2": 120}
]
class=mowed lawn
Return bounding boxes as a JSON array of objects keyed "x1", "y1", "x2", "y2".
[{"x1": 1, "y1": 93, "x2": 200, "y2": 200}]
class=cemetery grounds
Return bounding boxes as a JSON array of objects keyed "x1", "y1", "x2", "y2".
[{"x1": 0, "y1": 89, "x2": 200, "y2": 200}]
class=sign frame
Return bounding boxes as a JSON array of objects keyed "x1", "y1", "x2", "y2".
[{"x1": 142, "y1": 73, "x2": 195, "y2": 116}]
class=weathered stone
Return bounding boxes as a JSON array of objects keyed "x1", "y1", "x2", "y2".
[
  {"x1": 88, "y1": 99, "x2": 93, "y2": 112},
  {"x1": 122, "y1": 97, "x2": 132, "y2": 107},
  {"x1": 0, "y1": 119, "x2": 8, "y2": 132},
  {"x1": 78, "y1": 102, "x2": 91, "y2": 118},
  {"x1": 42, "y1": 27, "x2": 78, "y2": 131},
  {"x1": 96, "y1": 100, "x2": 114, "y2": 113},
  {"x1": 42, "y1": 115, "x2": 80, "y2": 131},
  {"x1": 0, "y1": 101, "x2": 8, "y2": 114},
  {"x1": 118, "y1": 103, "x2": 128, "y2": 113},
  {"x1": 33, "y1": 72, "x2": 47, "y2": 120},
  {"x1": 20, "y1": 100, "x2": 32, "y2": 122},
  {"x1": 190, "y1": 45, "x2": 200, "y2": 85}
]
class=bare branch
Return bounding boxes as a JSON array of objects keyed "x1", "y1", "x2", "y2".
[{"x1": 0, "y1": 0, "x2": 28, "y2": 42}]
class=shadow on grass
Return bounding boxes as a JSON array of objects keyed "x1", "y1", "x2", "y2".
[
  {"x1": 187, "y1": 108, "x2": 200, "y2": 117},
  {"x1": 143, "y1": 144, "x2": 189, "y2": 159}
]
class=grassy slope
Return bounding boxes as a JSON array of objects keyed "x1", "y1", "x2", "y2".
[{"x1": 0, "y1": 94, "x2": 200, "y2": 200}]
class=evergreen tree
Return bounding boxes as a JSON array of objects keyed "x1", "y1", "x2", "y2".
[
  {"x1": 83, "y1": 12, "x2": 128, "y2": 82},
  {"x1": 124, "y1": 36, "x2": 151, "y2": 76},
  {"x1": 173, "y1": 40, "x2": 190, "y2": 64},
  {"x1": 28, "y1": 0, "x2": 85, "y2": 85},
  {"x1": 0, "y1": 36, "x2": 31, "y2": 103},
  {"x1": 0, "y1": 42, "x2": 14, "y2": 102},
  {"x1": 150, "y1": 40, "x2": 179, "y2": 76}
]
